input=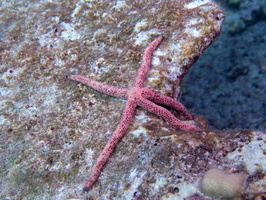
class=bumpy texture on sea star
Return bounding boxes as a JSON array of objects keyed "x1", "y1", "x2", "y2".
[{"x1": 67, "y1": 35, "x2": 201, "y2": 191}]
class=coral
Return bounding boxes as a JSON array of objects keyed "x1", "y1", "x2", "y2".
[
  {"x1": 240, "y1": 0, "x2": 260, "y2": 21},
  {"x1": 223, "y1": 0, "x2": 266, "y2": 34},
  {"x1": 200, "y1": 168, "x2": 246, "y2": 199}
]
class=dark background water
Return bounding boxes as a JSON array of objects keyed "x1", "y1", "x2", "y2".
[{"x1": 181, "y1": 0, "x2": 266, "y2": 130}]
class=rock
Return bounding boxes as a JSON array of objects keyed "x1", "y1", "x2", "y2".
[{"x1": 2, "y1": 1, "x2": 264, "y2": 200}]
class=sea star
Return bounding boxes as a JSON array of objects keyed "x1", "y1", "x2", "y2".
[{"x1": 66, "y1": 35, "x2": 201, "y2": 191}]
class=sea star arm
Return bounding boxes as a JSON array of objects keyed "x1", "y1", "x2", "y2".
[
  {"x1": 83, "y1": 98, "x2": 137, "y2": 191},
  {"x1": 141, "y1": 87, "x2": 194, "y2": 120},
  {"x1": 66, "y1": 75, "x2": 128, "y2": 99},
  {"x1": 137, "y1": 96, "x2": 201, "y2": 131},
  {"x1": 134, "y1": 35, "x2": 163, "y2": 88}
]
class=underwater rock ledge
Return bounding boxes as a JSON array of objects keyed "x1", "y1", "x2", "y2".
[{"x1": 1, "y1": 0, "x2": 264, "y2": 199}]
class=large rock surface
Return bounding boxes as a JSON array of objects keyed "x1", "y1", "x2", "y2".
[{"x1": 1, "y1": 0, "x2": 264, "y2": 199}]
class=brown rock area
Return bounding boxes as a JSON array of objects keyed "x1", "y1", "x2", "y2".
[{"x1": 0, "y1": 0, "x2": 265, "y2": 199}]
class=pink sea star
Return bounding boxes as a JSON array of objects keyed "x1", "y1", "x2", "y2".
[{"x1": 66, "y1": 35, "x2": 201, "y2": 191}]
